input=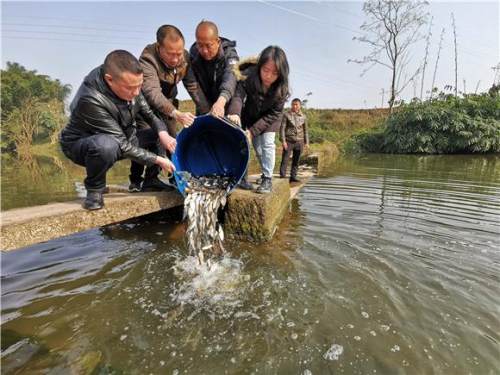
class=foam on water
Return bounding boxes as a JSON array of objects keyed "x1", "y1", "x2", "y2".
[{"x1": 170, "y1": 254, "x2": 247, "y2": 315}]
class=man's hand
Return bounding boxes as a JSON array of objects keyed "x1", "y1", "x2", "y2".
[
  {"x1": 173, "y1": 110, "x2": 195, "y2": 128},
  {"x1": 158, "y1": 131, "x2": 176, "y2": 154},
  {"x1": 155, "y1": 156, "x2": 176, "y2": 174},
  {"x1": 282, "y1": 141, "x2": 288, "y2": 151},
  {"x1": 245, "y1": 129, "x2": 253, "y2": 143},
  {"x1": 227, "y1": 114, "x2": 241, "y2": 126},
  {"x1": 211, "y1": 97, "x2": 227, "y2": 118}
]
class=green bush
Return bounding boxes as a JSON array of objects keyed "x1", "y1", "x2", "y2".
[{"x1": 355, "y1": 93, "x2": 500, "y2": 154}]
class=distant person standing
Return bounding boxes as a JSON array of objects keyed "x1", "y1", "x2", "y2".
[
  {"x1": 59, "y1": 50, "x2": 176, "y2": 210},
  {"x1": 279, "y1": 98, "x2": 309, "y2": 182},
  {"x1": 130, "y1": 24, "x2": 204, "y2": 192},
  {"x1": 189, "y1": 20, "x2": 239, "y2": 116},
  {"x1": 227, "y1": 46, "x2": 290, "y2": 194}
]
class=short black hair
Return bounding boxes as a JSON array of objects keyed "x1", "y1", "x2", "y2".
[
  {"x1": 156, "y1": 24, "x2": 184, "y2": 45},
  {"x1": 103, "y1": 50, "x2": 142, "y2": 78},
  {"x1": 292, "y1": 98, "x2": 302, "y2": 104}
]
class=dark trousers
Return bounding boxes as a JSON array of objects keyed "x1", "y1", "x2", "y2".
[
  {"x1": 129, "y1": 128, "x2": 162, "y2": 184},
  {"x1": 63, "y1": 129, "x2": 159, "y2": 191},
  {"x1": 64, "y1": 134, "x2": 122, "y2": 192},
  {"x1": 279, "y1": 141, "x2": 303, "y2": 178}
]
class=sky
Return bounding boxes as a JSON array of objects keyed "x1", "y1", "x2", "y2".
[{"x1": 1, "y1": 1, "x2": 499, "y2": 109}]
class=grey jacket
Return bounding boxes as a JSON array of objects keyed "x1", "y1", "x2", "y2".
[{"x1": 280, "y1": 110, "x2": 309, "y2": 144}]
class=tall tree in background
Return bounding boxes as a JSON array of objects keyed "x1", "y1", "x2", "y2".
[
  {"x1": 350, "y1": 0, "x2": 429, "y2": 110},
  {"x1": 1, "y1": 62, "x2": 71, "y2": 155}
]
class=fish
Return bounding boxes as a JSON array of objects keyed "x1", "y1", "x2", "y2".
[{"x1": 182, "y1": 174, "x2": 235, "y2": 266}]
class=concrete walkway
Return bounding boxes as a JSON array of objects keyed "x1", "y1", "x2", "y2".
[{"x1": 1, "y1": 151, "x2": 326, "y2": 251}]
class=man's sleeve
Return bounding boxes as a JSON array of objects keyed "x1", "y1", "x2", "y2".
[
  {"x1": 226, "y1": 81, "x2": 246, "y2": 117},
  {"x1": 279, "y1": 113, "x2": 287, "y2": 142},
  {"x1": 219, "y1": 47, "x2": 239, "y2": 101},
  {"x1": 182, "y1": 60, "x2": 211, "y2": 114},
  {"x1": 303, "y1": 116, "x2": 309, "y2": 144},
  {"x1": 137, "y1": 92, "x2": 168, "y2": 134},
  {"x1": 249, "y1": 98, "x2": 286, "y2": 137},
  {"x1": 76, "y1": 98, "x2": 157, "y2": 166},
  {"x1": 140, "y1": 58, "x2": 176, "y2": 116}
]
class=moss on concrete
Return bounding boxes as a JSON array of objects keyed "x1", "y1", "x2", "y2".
[{"x1": 224, "y1": 178, "x2": 290, "y2": 242}]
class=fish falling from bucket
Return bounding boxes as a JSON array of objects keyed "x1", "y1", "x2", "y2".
[{"x1": 182, "y1": 173, "x2": 235, "y2": 267}]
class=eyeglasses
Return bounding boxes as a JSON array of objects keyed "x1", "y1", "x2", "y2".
[{"x1": 196, "y1": 41, "x2": 219, "y2": 50}]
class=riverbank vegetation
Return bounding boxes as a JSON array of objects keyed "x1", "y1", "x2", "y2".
[
  {"x1": 349, "y1": 91, "x2": 500, "y2": 154},
  {"x1": 1, "y1": 62, "x2": 70, "y2": 159}
]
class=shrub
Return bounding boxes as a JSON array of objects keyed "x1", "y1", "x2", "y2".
[{"x1": 355, "y1": 93, "x2": 500, "y2": 154}]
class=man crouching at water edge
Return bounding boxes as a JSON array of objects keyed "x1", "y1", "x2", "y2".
[{"x1": 59, "y1": 50, "x2": 176, "y2": 211}]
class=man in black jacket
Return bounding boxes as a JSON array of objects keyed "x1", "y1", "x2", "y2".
[
  {"x1": 60, "y1": 50, "x2": 176, "y2": 210},
  {"x1": 189, "y1": 20, "x2": 239, "y2": 116}
]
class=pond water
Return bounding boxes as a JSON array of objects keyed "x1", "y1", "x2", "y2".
[{"x1": 1, "y1": 154, "x2": 499, "y2": 374}]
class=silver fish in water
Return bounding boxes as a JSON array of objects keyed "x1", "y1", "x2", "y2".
[{"x1": 182, "y1": 175, "x2": 235, "y2": 266}]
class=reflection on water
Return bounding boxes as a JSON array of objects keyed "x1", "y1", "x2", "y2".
[
  {"x1": 1, "y1": 150, "x2": 131, "y2": 211},
  {"x1": 1, "y1": 154, "x2": 499, "y2": 374}
]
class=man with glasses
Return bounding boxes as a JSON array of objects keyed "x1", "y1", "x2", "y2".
[
  {"x1": 189, "y1": 20, "x2": 239, "y2": 117},
  {"x1": 131, "y1": 24, "x2": 205, "y2": 192}
]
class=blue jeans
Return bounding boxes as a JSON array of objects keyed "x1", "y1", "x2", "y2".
[{"x1": 252, "y1": 132, "x2": 276, "y2": 178}]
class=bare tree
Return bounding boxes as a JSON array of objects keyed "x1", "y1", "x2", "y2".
[
  {"x1": 349, "y1": 0, "x2": 429, "y2": 110},
  {"x1": 430, "y1": 27, "x2": 445, "y2": 99},
  {"x1": 420, "y1": 16, "x2": 433, "y2": 99},
  {"x1": 451, "y1": 12, "x2": 458, "y2": 96}
]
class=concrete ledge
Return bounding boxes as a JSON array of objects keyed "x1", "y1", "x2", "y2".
[
  {"x1": 1, "y1": 190, "x2": 183, "y2": 251},
  {"x1": 224, "y1": 177, "x2": 291, "y2": 241}
]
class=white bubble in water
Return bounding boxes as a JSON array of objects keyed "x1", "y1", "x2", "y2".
[
  {"x1": 391, "y1": 345, "x2": 400, "y2": 352},
  {"x1": 354, "y1": 336, "x2": 361, "y2": 341},
  {"x1": 323, "y1": 344, "x2": 344, "y2": 361},
  {"x1": 303, "y1": 308, "x2": 309, "y2": 315},
  {"x1": 120, "y1": 335, "x2": 127, "y2": 341},
  {"x1": 361, "y1": 311, "x2": 369, "y2": 318},
  {"x1": 370, "y1": 331, "x2": 377, "y2": 336},
  {"x1": 303, "y1": 370, "x2": 312, "y2": 375},
  {"x1": 287, "y1": 322, "x2": 296, "y2": 327},
  {"x1": 291, "y1": 333, "x2": 298, "y2": 340},
  {"x1": 160, "y1": 361, "x2": 165, "y2": 366},
  {"x1": 230, "y1": 357, "x2": 236, "y2": 364},
  {"x1": 381, "y1": 324, "x2": 390, "y2": 332}
]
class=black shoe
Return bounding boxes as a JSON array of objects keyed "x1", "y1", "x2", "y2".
[
  {"x1": 256, "y1": 177, "x2": 272, "y2": 194},
  {"x1": 103, "y1": 186, "x2": 110, "y2": 194},
  {"x1": 238, "y1": 178, "x2": 254, "y2": 190},
  {"x1": 289, "y1": 176, "x2": 301, "y2": 183},
  {"x1": 279, "y1": 175, "x2": 286, "y2": 179},
  {"x1": 141, "y1": 178, "x2": 174, "y2": 192},
  {"x1": 128, "y1": 181, "x2": 142, "y2": 193},
  {"x1": 83, "y1": 191, "x2": 104, "y2": 210}
]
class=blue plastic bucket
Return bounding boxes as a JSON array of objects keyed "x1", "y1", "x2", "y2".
[{"x1": 172, "y1": 115, "x2": 250, "y2": 196}]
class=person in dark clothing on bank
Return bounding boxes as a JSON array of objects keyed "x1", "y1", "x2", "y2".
[
  {"x1": 227, "y1": 46, "x2": 290, "y2": 194},
  {"x1": 189, "y1": 20, "x2": 239, "y2": 116},
  {"x1": 59, "y1": 50, "x2": 176, "y2": 210},
  {"x1": 279, "y1": 98, "x2": 309, "y2": 182}
]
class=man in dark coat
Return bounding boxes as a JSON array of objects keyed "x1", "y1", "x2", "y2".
[
  {"x1": 189, "y1": 20, "x2": 239, "y2": 116},
  {"x1": 60, "y1": 50, "x2": 176, "y2": 210}
]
